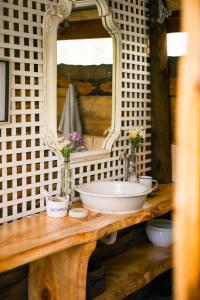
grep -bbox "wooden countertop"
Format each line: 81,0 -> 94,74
0,184 -> 174,273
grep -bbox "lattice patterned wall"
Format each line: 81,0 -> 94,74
0,0 -> 151,224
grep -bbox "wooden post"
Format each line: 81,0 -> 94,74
149,0 -> 172,183
174,0 -> 200,299
29,241 -> 96,300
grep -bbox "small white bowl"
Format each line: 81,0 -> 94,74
146,219 -> 173,247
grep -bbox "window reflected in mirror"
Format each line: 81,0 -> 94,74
57,6 -> 113,151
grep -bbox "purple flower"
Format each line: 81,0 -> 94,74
69,132 -> 84,146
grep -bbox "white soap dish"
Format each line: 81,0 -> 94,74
68,208 -> 88,218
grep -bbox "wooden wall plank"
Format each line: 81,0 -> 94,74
167,0 -> 181,12
174,0 -> 200,299
149,0 -> 172,183
167,12 -> 181,33
57,19 -> 110,40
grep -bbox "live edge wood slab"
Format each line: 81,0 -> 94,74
0,184 -> 173,300
94,243 -> 171,300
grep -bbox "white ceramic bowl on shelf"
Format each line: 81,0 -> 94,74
146,219 -> 173,247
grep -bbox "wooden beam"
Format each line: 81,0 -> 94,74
68,8 -> 99,22
167,0 -> 181,12
149,0 -> 172,183
167,11 -> 181,33
57,19 -> 110,40
174,0 -> 200,299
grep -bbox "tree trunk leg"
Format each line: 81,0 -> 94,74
28,241 -> 97,300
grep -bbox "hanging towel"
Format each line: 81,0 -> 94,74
58,83 -> 82,138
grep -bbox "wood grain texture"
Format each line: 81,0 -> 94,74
29,241 -> 96,300
79,95 -> 112,136
67,8 -> 99,22
57,65 -> 112,82
174,0 -> 200,299
94,243 -> 172,300
169,78 -> 177,97
169,58 -> 178,145
149,0 -> 172,183
0,265 -> 28,300
0,184 -> 173,273
57,71 -> 112,137
57,19 -> 110,40
167,11 -> 180,33
167,0 -> 181,12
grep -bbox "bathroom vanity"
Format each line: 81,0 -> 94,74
0,184 -> 173,300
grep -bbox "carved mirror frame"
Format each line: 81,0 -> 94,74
43,0 -> 122,163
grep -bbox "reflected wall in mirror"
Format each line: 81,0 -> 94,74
0,59 -> 10,123
57,5 -> 113,151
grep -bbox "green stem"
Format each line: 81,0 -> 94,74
61,158 -> 72,198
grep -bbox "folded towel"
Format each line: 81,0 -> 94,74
58,83 -> 82,138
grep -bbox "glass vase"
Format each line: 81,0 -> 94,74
60,158 -> 73,206
128,146 -> 138,182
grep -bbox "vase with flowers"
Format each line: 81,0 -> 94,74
46,131 -> 85,206
127,127 -> 145,182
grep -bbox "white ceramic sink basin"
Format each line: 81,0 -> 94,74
75,181 -> 151,213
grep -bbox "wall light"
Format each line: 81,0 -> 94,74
167,32 -> 189,57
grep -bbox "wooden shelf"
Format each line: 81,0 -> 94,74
0,184 -> 173,273
0,184 -> 173,300
94,243 -> 172,300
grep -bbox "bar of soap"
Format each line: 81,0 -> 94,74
68,208 -> 88,218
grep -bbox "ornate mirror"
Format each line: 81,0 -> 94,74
43,0 -> 121,162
